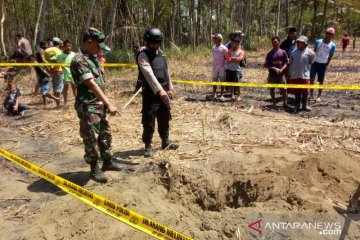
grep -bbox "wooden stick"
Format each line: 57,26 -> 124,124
123,87 -> 142,110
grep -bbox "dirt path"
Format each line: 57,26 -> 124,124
1,48 -> 360,240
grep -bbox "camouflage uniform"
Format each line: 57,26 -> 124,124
70,49 -> 112,164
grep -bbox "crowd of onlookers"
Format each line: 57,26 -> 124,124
211,27 -> 355,113
2,33 -> 106,115
1,28 -> 357,116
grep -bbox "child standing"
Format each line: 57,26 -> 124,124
3,76 -> 27,115
225,36 -> 245,101
50,40 -> 76,106
211,33 -> 227,100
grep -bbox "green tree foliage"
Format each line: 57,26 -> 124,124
0,0 -> 359,57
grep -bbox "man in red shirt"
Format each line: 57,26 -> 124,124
340,33 -> 350,52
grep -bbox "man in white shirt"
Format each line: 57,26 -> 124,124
310,27 -> 336,102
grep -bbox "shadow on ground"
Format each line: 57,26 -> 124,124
27,171 -> 90,196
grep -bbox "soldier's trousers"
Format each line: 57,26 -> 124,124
76,104 -> 113,164
141,90 -> 171,145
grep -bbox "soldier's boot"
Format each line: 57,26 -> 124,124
301,93 -> 311,112
162,139 -> 179,150
102,159 -> 123,172
144,144 -> 153,158
90,163 -> 108,183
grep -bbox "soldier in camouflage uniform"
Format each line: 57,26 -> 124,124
70,28 -> 123,183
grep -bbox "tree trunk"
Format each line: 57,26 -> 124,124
39,0 -> 47,42
85,0 -> 96,30
275,0 -> 281,36
319,0 -> 329,36
310,0 -> 319,40
285,0 -> 290,28
259,0 -> 265,36
243,0 -> 251,49
33,0 -> 44,49
196,0 -> 202,46
108,0 -> 118,49
1,0 -> 7,58
216,0 -> 220,33
209,0 -> 212,44
297,0 -> 306,34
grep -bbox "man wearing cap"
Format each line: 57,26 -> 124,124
289,35 -> 315,113
310,27 -> 336,102
70,27 -> 122,183
44,37 -> 63,106
211,33 -> 227,100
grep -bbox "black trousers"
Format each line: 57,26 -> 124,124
294,93 -> 309,109
141,90 -> 171,145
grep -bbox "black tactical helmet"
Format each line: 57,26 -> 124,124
143,28 -> 164,43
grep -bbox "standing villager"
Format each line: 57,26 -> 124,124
44,37 -> 63,106
340,33 -> 350,52
280,27 -> 297,55
264,36 -> 289,107
211,33 -> 227,101
33,41 -> 49,95
310,27 -> 336,102
51,39 -> 77,105
34,54 -> 60,109
280,27 -> 297,85
225,35 -> 245,101
70,27 -> 123,183
137,28 -> 179,158
289,36 -> 315,113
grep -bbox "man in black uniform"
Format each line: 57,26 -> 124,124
137,28 -> 179,158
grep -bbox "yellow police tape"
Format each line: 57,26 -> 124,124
0,62 -> 137,68
172,79 -> 360,90
0,148 -> 193,240
2,62 -> 360,90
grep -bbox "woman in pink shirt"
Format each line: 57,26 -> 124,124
225,36 -> 244,101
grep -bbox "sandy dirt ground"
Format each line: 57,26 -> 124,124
0,46 -> 360,240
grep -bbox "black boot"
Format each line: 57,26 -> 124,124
162,139 -> 179,150
144,144 -> 153,158
293,94 -> 301,113
102,159 -> 123,172
301,93 -> 311,112
90,163 -> 108,183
